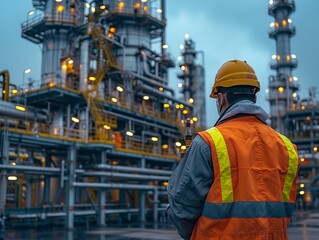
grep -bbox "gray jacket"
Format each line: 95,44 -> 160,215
167,100 -> 269,239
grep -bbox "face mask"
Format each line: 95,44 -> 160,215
216,98 -> 222,116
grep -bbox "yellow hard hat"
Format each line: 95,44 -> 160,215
210,59 -> 260,98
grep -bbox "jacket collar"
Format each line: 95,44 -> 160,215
214,100 -> 269,126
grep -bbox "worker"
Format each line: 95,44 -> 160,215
167,60 -> 300,240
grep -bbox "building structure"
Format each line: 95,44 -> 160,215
0,0 -> 206,228
268,0 -> 319,209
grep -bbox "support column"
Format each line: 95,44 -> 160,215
153,188 -> 158,223
66,145 -> 77,229
0,128 -> 9,225
43,153 -> 51,204
139,191 -> 146,222
98,150 -> 107,226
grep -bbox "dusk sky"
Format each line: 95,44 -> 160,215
1,0 -> 318,126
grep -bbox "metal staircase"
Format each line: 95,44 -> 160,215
83,22 -> 122,140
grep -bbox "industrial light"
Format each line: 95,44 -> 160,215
300,183 -> 305,188
175,142 -> 182,147
178,83 -> 183,88
175,105 -> 180,109
57,5 -> 64,12
67,59 -> 74,65
99,5 -> 106,10
282,19 -> 287,27
180,44 -> 184,50
109,27 -> 116,33
162,44 -> 168,49
71,117 -> 80,123
269,0 -> 273,4
91,6 -> 96,13
288,19 -> 292,24
271,54 -> 276,59
162,181 -> 169,187
103,125 -> 111,130
49,82 -> 55,87
278,87 -> 284,93
11,89 -> 18,94
185,33 -> 190,39
182,109 -> 188,115
62,64 -> 67,70
269,22 -> 275,28
55,0 -> 62,2
265,89 -> 269,94
192,117 -> 198,122
24,68 -> 31,74
179,104 -> 184,109
116,86 -> 124,92
143,95 -> 150,100
157,8 -> 162,13
85,3 -> 90,8
162,144 -> 168,149
299,190 -> 305,195
301,105 -> 305,110
135,3 -> 141,9
159,87 -> 164,92
292,93 -> 297,98
181,65 -> 186,71
15,105 -> 26,112
11,162 -> 16,166
8,176 -> 18,181
141,0 -> 148,2
89,76 -> 96,81
143,6 -> 148,11
181,145 -> 186,150
291,54 -> 296,59
111,97 -> 118,103
151,137 -> 158,142
163,103 -> 170,108
286,55 -> 291,61
293,76 -> 298,81
300,157 -> 305,162
188,98 -> 194,104
28,10 -> 35,16
126,131 -> 134,137
119,1 -> 125,8
177,56 -> 182,61
314,146 -> 318,152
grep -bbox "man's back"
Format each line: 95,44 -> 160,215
193,115 -> 299,239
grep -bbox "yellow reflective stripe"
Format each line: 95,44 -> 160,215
206,127 -> 234,202
278,133 -> 299,202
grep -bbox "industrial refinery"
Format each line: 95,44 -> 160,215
0,0 -> 206,228
0,0 -> 319,232
267,0 -> 319,209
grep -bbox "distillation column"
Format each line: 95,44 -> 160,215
178,36 -> 206,130
268,0 -> 299,133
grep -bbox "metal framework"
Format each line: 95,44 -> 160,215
0,0 -> 206,228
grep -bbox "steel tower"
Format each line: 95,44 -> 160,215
177,36 -> 206,130
268,0 -> 299,134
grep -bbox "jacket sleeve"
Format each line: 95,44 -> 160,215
167,135 -> 213,239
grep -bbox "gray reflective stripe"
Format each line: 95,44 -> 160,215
202,201 -> 294,219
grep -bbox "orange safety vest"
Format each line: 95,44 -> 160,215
191,116 -> 299,240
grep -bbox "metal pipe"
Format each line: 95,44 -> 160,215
72,182 -> 157,190
140,52 -> 168,84
87,164 -> 172,176
0,101 -> 47,122
79,171 -> 169,181
0,164 -> 60,174
136,84 -> 192,108
129,72 -> 175,96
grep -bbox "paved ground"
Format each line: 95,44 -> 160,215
3,211 -> 319,239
